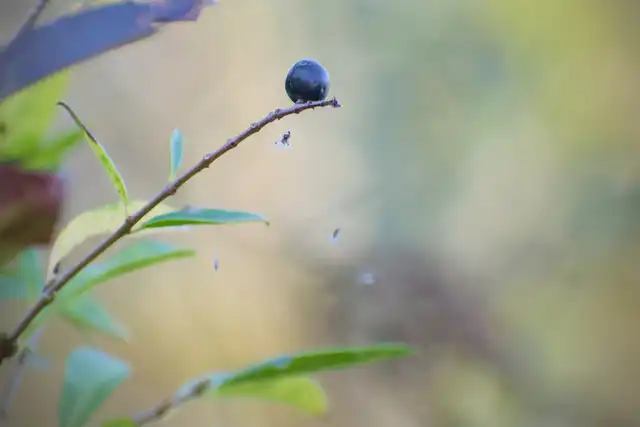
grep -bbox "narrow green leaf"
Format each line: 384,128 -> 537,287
101,418 -> 137,427
61,295 -> 130,342
47,200 -> 176,279
138,208 -> 268,231
0,72 -> 70,161
22,128 -> 84,171
221,344 -> 414,386
24,241 -> 194,342
61,241 -> 195,300
213,376 -> 327,415
58,102 -> 129,216
168,128 -> 183,182
59,347 -> 130,427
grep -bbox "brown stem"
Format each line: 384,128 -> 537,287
0,97 -> 341,365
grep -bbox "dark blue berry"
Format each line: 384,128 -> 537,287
285,59 -> 330,103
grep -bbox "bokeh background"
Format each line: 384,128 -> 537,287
3,0 -> 640,426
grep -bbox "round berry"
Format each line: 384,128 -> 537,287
285,59 -> 330,103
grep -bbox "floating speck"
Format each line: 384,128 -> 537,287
213,256 -> 219,271
331,227 -> 341,244
357,271 -> 377,286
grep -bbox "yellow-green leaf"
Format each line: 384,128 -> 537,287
58,101 -> 129,216
0,72 -> 70,161
21,128 -> 84,171
47,200 -> 176,279
213,376 -> 327,415
101,419 -> 137,427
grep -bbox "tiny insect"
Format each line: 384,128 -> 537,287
274,130 -> 291,147
213,256 -> 219,271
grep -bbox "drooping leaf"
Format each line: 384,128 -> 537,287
219,344 -> 414,386
59,347 -> 130,427
100,418 -> 137,427
24,241 -> 194,341
0,248 -> 44,300
61,295 -> 129,342
47,200 -> 176,278
168,128 -> 183,182
0,72 -> 70,161
138,208 -> 268,231
207,376 -> 327,415
22,128 -> 84,171
58,102 -> 129,216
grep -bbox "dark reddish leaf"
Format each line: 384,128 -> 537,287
0,163 -> 64,265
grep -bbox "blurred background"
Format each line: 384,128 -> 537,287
3,0 -> 640,426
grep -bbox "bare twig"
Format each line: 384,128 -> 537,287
8,0 -> 51,47
0,329 -> 43,419
133,378 -> 211,425
0,97 -> 341,365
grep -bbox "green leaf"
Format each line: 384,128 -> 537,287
101,418 -> 137,427
22,128 -> 84,171
61,295 -> 130,342
220,344 -> 414,386
175,345 -> 412,416
213,376 -> 327,415
61,240 -> 195,300
24,241 -> 194,342
47,200 -> 176,278
58,102 -> 129,216
0,72 -> 70,161
168,128 -> 183,182
59,347 -> 130,427
0,249 -> 44,300
138,208 -> 269,231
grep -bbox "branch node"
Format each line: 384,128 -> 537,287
0,334 -> 17,363
155,400 -> 172,417
192,379 -> 210,396
42,291 -> 55,304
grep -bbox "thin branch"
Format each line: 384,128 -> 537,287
0,329 -> 43,419
0,97 -> 341,365
8,0 -> 51,47
132,378 -> 211,425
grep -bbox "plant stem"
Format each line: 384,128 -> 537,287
0,329 -> 44,419
0,97 -> 341,365
133,378 -> 211,425
8,0 -> 51,47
